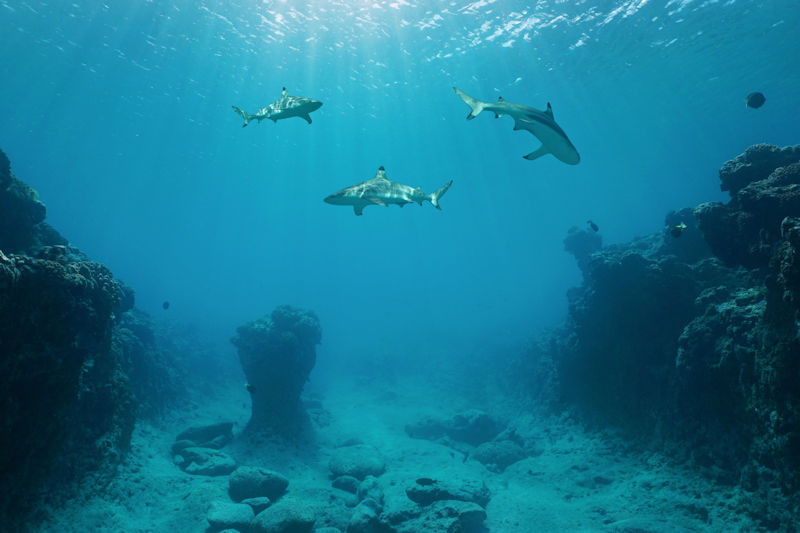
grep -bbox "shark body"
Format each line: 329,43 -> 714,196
324,167 -> 453,216
453,87 -> 580,165
232,87 -> 322,127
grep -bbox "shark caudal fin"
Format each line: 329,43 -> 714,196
429,180 -> 453,210
232,106 -> 252,127
453,88 -> 486,120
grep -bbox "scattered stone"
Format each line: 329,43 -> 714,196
405,410 -> 500,446
346,498 -> 382,533
332,475 -> 360,494
405,477 -> 490,507
229,466 -> 289,502
471,439 -> 526,472
206,501 -> 254,531
177,447 -> 236,476
241,496 -> 272,514
356,476 -> 383,506
251,498 -> 316,533
329,445 -> 385,480
176,421 -> 234,448
395,500 -> 486,533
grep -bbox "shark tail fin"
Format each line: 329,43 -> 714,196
453,87 -> 485,120
232,105 -> 252,127
429,180 -> 453,210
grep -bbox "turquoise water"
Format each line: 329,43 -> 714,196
1,0 -> 798,360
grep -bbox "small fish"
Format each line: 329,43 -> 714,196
162,301 -> 170,310
745,92 -> 766,109
246,383 -> 256,394
587,220 -> 599,232
670,222 -> 687,238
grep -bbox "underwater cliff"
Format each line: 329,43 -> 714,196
530,144 -> 800,529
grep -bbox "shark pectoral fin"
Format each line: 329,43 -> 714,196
301,113 -> 312,124
354,205 -> 364,216
524,145 -> 550,161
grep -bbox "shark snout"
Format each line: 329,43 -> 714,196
323,192 -> 344,205
309,100 -> 323,111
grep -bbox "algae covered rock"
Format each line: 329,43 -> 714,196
251,499 -> 316,533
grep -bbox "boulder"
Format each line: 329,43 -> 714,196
332,475 -> 360,494
395,500 -> 486,533
329,445 -> 385,480
346,498 -> 382,533
251,499 -> 315,533
175,422 -> 234,449
207,501 -> 254,531
178,447 -> 236,476
241,496 -> 272,514
405,410 -> 500,446
405,477 -> 490,507
229,466 -> 289,502
471,440 -> 526,472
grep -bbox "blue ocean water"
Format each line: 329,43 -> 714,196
1,0 -> 798,363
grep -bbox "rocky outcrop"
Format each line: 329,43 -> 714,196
0,251 -> 135,520
545,144 -> 800,528
231,305 -> 322,434
0,147 -> 187,526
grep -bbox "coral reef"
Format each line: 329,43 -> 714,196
0,147 -> 187,526
543,143 -> 800,529
231,305 -> 322,434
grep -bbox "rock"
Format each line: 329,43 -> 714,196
207,501 -> 254,531
241,496 -> 272,514
719,143 -> 800,196
176,422 -> 234,449
231,305 -> 321,434
229,466 -> 289,502
329,445 -> 385,480
172,439 -> 196,455
405,410 -> 500,446
332,475 -> 360,494
314,529 -> 343,533
346,498 -> 382,533
251,499 -> 316,533
405,477 -> 490,507
179,447 -> 237,476
563,225 -> 602,271
356,476 -> 383,506
471,439 -> 526,472
395,500 -> 486,533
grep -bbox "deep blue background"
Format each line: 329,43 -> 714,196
1,0 -> 798,364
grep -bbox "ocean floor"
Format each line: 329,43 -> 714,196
34,358 -> 766,533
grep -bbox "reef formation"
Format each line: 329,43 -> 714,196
0,148 -> 184,525
232,305 -> 322,435
533,144 -> 800,529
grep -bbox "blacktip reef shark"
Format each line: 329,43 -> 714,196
324,166 -> 453,216
232,87 -> 322,127
453,87 -> 580,165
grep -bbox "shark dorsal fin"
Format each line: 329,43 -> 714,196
282,87 -> 288,96
498,96 -> 506,102
545,102 -> 553,118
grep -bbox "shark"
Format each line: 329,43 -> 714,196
453,87 -> 580,165
232,87 -> 322,127
324,166 -> 453,216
